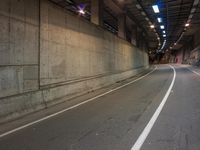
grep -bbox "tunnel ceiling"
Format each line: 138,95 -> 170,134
138,0 -> 200,51
50,0 -> 200,52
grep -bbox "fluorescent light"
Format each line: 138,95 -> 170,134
141,12 -> 146,16
150,25 -> 155,28
160,39 -> 167,50
163,34 -> 166,37
163,31 -> 166,33
157,17 -> 162,23
191,8 -> 196,13
193,0 -> 199,6
185,23 -> 190,27
136,4 -> 142,9
160,25 -> 165,29
78,9 -> 85,15
152,5 -> 160,13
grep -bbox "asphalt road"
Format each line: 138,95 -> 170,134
0,65 -> 200,150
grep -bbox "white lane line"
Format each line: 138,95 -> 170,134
131,65 -> 176,150
189,69 -> 200,77
184,65 -> 200,77
0,67 -> 157,138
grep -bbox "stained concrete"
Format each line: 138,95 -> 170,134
0,0 -> 149,123
0,0 -> 39,98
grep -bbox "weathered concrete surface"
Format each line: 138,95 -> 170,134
0,0 -> 149,123
173,28 -> 200,65
0,0 -> 39,98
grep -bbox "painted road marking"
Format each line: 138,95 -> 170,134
184,66 -> 200,77
190,70 -> 200,77
131,65 -> 176,150
0,67 -> 157,138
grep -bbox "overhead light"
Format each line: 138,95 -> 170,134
78,4 -> 86,15
160,25 -> 165,29
174,43 -> 177,45
193,0 -> 199,6
152,5 -> 160,13
78,9 -> 85,15
141,12 -> 146,16
157,17 -> 162,23
185,23 -> 190,27
136,4 -> 142,9
160,39 -> 167,50
163,34 -> 166,37
150,25 -> 155,28
163,31 -> 166,34
191,8 -> 196,13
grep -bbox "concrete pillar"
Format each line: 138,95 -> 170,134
91,0 -> 103,26
118,13 -> 126,39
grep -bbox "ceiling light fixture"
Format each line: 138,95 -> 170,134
193,0 -> 200,6
157,17 -> 162,23
150,25 -> 155,28
185,23 -> 190,27
141,12 -> 146,16
136,4 -> 142,9
160,39 -> 167,50
78,9 -> 85,14
160,25 -> 165,29
152,5 -> 160,13
78,4 -> 86,15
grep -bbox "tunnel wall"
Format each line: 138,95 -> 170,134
174,29 -> 200,65
0,0 -> 149,123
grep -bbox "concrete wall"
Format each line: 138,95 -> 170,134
192,29 -> 200,65
175,29 -> 200,65
0,0 -> 39,98
0,0 -> 149,123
